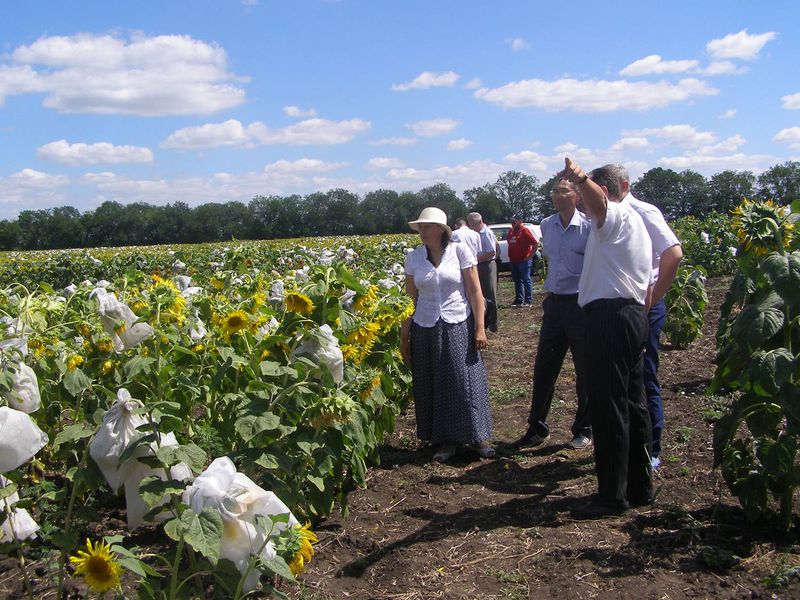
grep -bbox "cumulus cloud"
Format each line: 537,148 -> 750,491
365,157 -> 405,170
37,139 -> 154,166
706,29 -> 777,60
447,138 -> 473,151
407,118 -> 459,137
505,38 -> 530,52
503,150 -> 552,172
610,136 -> 650,151
782,92 -> 800,110
619,55 -> 698,76
658,152 -> 776,173
263,158 -> 346,173
474,77 -> 717,111
697,60 -> 748,76
391,71 -> 460,91
0,169 -> 71,217
719,109 -> 737,119
774,127 -> 800,150
3,33 -> 246,116
369,137 -> 418,146
624,124 -> 717,148
283,105 -> 317,118
161,117 -> 370,149
463,77 -> 482,90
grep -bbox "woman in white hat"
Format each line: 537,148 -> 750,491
400,207 -> 494,462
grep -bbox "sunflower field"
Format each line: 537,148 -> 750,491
0,235 -> 416,598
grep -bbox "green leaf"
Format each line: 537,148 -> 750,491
138,476 -> 186,508
260,556 -> 296,582
713,412 -> 739,467
758,436 -> 797,479
307,474 -> 325,491
164,508 -> 223,565
234,412 -> 281,442
123,356 -> 157,380
63,368 -> 92,396
745,349 -> 796,396
744,403 -> 783,437
0,481 -> 18,501
217,347 -> 247,369
780,383 -> 800,435
761,251 -> 800,308
155,443 -> 206,473
52,423 -> 95,451
259,361 -> 297,378
118,556 -> 161,578
730,293 -> 784,350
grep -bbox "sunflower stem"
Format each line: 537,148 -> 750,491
168,535 -> 185,600
56,447 -> 88,598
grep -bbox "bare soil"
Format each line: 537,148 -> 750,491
292,274 -> 800,600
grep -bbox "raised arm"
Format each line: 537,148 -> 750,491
559,157 -> 607,226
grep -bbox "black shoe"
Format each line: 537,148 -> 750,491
512,430 -> 549,449
570,498 -> 628,519
628,495 -> 652,508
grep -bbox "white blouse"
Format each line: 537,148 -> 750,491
405,242 -> 476,327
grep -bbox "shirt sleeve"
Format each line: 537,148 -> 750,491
404,248 -> 415,276
594,200 -> 623,243
640,204 -> 680,255
456,242 -> 477,269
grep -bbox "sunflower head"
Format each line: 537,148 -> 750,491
221,310 -> 251,337
285,290 -> 315,316
66,354 -> 85,372
731,198 -> 794,256
70,538 -> 122,593
353,285 -> 379,313
276,523 -> 318,576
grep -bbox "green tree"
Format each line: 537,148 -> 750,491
633,168 -> 710,220
757,161 -> 800,205
493,170 -> 541,221
463,185 -> 504,223
708,170 -> 756,213
360,189 -> 402,234
417,183 -> 466,224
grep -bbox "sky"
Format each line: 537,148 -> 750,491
0,0 -> 798,220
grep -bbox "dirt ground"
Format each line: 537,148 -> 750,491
292,274 -> 800,600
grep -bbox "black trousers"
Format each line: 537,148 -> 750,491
583,298 -> 652,506
527,293 -> 590,438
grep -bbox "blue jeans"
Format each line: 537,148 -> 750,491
510,259 -> 532,304
645,299 -> 667,458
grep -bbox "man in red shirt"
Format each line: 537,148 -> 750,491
507,215 -> 538,307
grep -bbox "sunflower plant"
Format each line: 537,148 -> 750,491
710,198 -> 800,530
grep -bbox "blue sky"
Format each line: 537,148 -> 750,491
0,0 -> 798,220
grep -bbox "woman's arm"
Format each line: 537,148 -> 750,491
400,274 -> 418,364
463,265 -> 487,350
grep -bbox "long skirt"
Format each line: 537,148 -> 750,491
410,315 -> 492,444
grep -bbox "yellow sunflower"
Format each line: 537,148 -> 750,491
70,539 -> 122,593
731,198 -> 795,256
221,310 -> 251,337
278,523 -> 318,576
285,290 -> 315,315
65,354 -> 85,371
353,285 -> 379,313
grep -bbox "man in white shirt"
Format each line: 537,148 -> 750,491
560,158 -> 653,519
467,212 -> 498,332
608,164 -> 683,470
450,217 -> 482,261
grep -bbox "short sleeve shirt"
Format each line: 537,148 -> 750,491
578,200 -> 652,307
405,242 -> 476,327
541,210 -> 590,295
477,225 -> 496,262
450,226 -> 482,260
623,193 -> 680,283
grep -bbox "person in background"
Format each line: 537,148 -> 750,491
513,178 -> 592,451
451,217 -> 482,261
467,212 -> 498,332
400,207 -> 495,463
560,159 -> 653,519
507,215 -> 538,307
609,164 -> 683,470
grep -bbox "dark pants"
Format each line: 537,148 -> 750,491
645,299 -> 667,458
510,259 -> 532,304
527,293 -> 590,438
477,260 -> 498,332
583,298 -> 652,507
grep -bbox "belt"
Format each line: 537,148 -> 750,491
550,293 -> 578,300
583,297 -> 642,312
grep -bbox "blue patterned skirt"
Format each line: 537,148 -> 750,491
409,314 -> 492,444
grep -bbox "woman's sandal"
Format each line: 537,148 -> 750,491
433,445 -> 456,463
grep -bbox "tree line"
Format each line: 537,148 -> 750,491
1,161 -> 798,251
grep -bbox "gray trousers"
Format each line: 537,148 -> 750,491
477,260 -> 498,332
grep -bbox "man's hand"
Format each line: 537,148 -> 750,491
558,157 -> 586,185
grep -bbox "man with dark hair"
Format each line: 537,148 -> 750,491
507,215 -> 538,307
560,158 -> 653,519
607,164 -> 682,470
513,178 -> 592,451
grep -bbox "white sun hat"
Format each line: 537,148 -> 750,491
408,207 -> 452,237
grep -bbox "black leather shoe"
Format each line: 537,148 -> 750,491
512,430 -> 549,449
628,495 -> 652,508
570,499 -> 628,519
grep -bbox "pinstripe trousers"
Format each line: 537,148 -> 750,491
583,298 -> 653,506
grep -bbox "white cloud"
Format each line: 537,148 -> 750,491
447,138 -> 473,151
774,127 -> 800,150
283,105 -> 317,118
5,33 -> 246,116
619,55 -> 698,76
625,124 -> 717,147
365,157 -> 405,170
697,60 -> 748,76
37,139 -> 154,166
407,118 -> 459,137
658,152 -> 776,173
503,150 -> 552,172
391,71 -> 460,91
696,134 -> 746,155
263,158 -> 346,173
5,168 -> 70,188
706,29 -> 777,60
463,77 -> 483,90
719,109 -> 737,119
782,92 -> 800,110
0,169 -> 71,217
369,137 -> 418,146
161,117 -> 370,149
505,38 -> 530,52
474,77 -> 717,111
610,136 -> 650,151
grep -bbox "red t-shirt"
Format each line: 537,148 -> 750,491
507,225 -> 538,262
